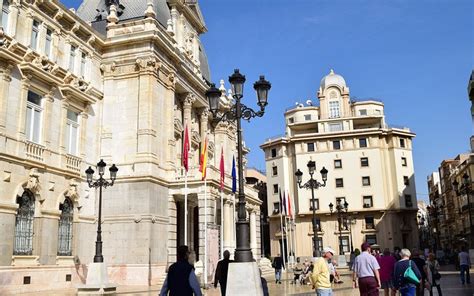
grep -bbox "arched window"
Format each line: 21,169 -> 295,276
13,191 -> 35,255
328,90 -> 340,118
58,197 -> 74,256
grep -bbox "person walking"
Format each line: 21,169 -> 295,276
411,250 -> 427,296
459,247 -> 471,285
377,248 -> 396,296
213,250 -> 232,295
310,246 -> 335,296
292,257 -> 304,284
160,245 -> 202,296
393,249 -> 422,296
426,253 -> 442,296
352,242 -> 381,296
272,253 -> 284,284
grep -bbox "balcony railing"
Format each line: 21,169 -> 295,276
65,154 -> 82,173
25,141 -> 45,162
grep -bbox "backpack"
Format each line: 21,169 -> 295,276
403,260 -> 420,284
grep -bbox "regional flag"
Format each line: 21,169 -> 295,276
219,148 -> 225,190
231,156 -> 236,193
287,191 -> 292,219
182,124 -> 190,172
198,137 -> 208,180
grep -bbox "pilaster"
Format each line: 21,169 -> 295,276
7,1 -> 19,37
41,88 -> 55,147
79,110 -> 88,158
59,100 -> 69,153
0,62 -> 13,131
17,76 -> 31,139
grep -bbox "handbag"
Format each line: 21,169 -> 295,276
403,260 -> 420,284
429,262 -> 441,280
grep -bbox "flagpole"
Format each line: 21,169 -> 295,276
220,189 -> 224,259
279,199 -> 286,271
184,170 -> 188,245
204,177 -> 208,287
284,215 -> 290,271
293,214 -> 297,259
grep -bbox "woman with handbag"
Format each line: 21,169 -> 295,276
393,249 -> 422,296
426,253 -> 442,296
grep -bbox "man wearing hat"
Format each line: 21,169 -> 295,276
352,242 -> 381,296
310,246 -> 335,296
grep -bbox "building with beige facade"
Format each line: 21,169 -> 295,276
260,70 -> 419,259
0,0 -> 262,294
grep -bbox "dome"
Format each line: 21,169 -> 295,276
77,0 -> 171,33
320,69 -> 346,90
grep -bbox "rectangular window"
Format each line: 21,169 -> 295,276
25,91 -> 43,143
271,148 -> 277,158
400,138 -> 406,148
362,176 -> 371,186
309,198 -> 319,211
69,45 -> 76,72
363,196 -> 373,208
304,114 -> 312,121
80,52 -> 86,77
273,184 -> 278,194
365,216 -> 375,229
366,235 -> 377,245
361,157 -> 369,167
405,195 -> 412,207
328,122 -> 343,132
329,101 -> 340,118
2,0 -> 9,34
359,109 -> 367,116
359,138 -> 368,148
307,142 -> 315,152
65,110 -> 79,155
339,236 -> 350,253
404,176 -> 410,186
273,202 -> 280,214
402,157 -> 407,166
335,178 -> 344,188
288,117 -> 294,124
333,140 -> 341,150
45,28 -> 52,58
272,166 -> 278,176
317,238 -> 323,252
314,218 -> 321,232
31,20 -> 40,50
334,159 -> 342,169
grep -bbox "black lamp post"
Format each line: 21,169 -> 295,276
427,203 -> 442,251
453,173 -> 474,248
85,159 -> 118,263
329,199 -> 348,255
294,161 -> 328,257
346,215 -> 355,252
206,69 -> 271,262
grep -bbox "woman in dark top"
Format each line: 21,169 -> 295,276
393,249 -> 422,296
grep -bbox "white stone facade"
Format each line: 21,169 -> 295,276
0,0 -> 261,294
260,70 -> 419,259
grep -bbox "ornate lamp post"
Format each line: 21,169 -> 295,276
85,159 -> 118,263
427,203 -> 442,250
329,199 -> 348,255
294,161 -> 328,257
453,173 -> 474,248
206,69 -> 271,262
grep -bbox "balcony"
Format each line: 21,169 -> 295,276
65,154 -> 82,173
25,141 -> 45,162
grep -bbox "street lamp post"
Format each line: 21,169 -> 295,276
206,69 -> 271,262
85,159 -> 118,263
346,215 -> 355,252
294,161 -> 328,257
453,173 -> 474,248
329,199 -> 348,255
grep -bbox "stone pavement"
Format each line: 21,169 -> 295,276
12,269 -> 474,295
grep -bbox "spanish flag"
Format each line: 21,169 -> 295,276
199,137 -> 208,180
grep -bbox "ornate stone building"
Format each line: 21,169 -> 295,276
0,0 -> 261,294
260,70 -> 419,259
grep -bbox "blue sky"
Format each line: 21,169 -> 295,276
64,0 -> 473,200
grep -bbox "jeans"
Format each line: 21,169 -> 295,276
429,283 -> 442,296
400,286 -> 416,296
316,288 -> 333,296
275,269 -> 282,282
460,264 -> 471,284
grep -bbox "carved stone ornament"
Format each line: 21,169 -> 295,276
24,169 -> 41,199
65,180 -> 80,203
135,57 -> 161,72
183,93 -> 196,107
174,118 -> 183,137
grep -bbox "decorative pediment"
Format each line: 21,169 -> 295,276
191,130 -> 200,147
174,118 -> 183,138
208,140 -> 215,158
60,74 -> 101,105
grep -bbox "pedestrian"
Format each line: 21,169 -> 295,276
459,247 -> 471,285
377,248 -> 396,296
213,250 -> 232,295
393,248 -> 422,296
310,246 -> 335,296
411,250 -> 427,296
329,259 -> 343,284
352,242 -> 381,296
292,257 -> 304,284
160,245 -> 202,296
426,253 -> 442,296
394,247 -> 402,261
272,253 -> 284,284
259,268 -> 269,296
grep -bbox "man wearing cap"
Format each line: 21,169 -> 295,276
352,242 -> 381,296
310,246 -> 335,296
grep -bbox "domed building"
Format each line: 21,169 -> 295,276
261,70 -> 419,260
0,0 -> 261,293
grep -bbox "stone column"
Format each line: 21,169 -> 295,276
51,30 -> 61,64
199,109 -> 209,143
0,62 -> 13,131
250,207 -> 258,259
58,100 -> 69,152
79,110 -> 88,158
41,88 -> 55,147
7,1 -> 19,37
182,93 -> 195,128
17,76 -> 31,138
223,198 -> 233,251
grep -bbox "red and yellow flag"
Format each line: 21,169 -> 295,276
219,147 -> 225,190
199,137 -> 208,180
